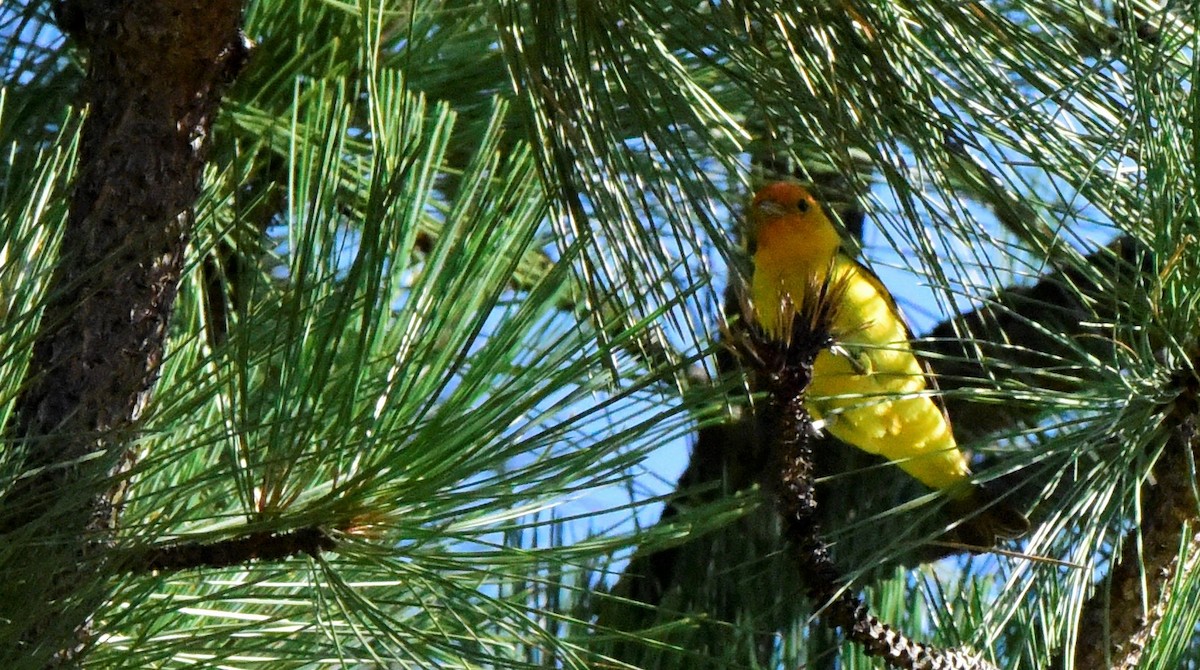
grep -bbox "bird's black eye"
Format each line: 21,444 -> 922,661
796,199 -> 810,213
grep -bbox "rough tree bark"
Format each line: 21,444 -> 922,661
0,2 -> 247,665
1067,363 -> 1200,670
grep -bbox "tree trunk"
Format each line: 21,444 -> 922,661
0,2 -> 247,665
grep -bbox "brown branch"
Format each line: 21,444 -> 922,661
596,303 -> 793,655
927,235 -> 1150,442
1110,532 -> 1200,670
200,152 -> 285,350
751,292 -> 998,670
128,527 -> 337,573
778,404 -> 997,670
1068,367 -> 1200,670
0,2 -> 248,665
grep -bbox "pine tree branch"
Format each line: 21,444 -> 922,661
926,236 -> 1150,442
0,2 -> 248,664
1068,366 -> 1200,670
753,293 -> 998,670
127,527 -> 337,573
606,233 -> 1150,651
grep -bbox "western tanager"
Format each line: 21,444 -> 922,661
748,181 -> 1026,543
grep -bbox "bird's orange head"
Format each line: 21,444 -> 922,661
748,181 -> 841,268
751,181 -> 818,216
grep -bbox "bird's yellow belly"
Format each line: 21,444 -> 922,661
755,257 -> 970,491
808,349 -> 965,490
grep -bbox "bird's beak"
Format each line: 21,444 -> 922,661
753,200 -> 788,220
748,200 -> 787,241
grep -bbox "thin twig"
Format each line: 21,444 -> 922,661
130,527 -> 337,573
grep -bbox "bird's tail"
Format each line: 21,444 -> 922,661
947,484 -> 1030,549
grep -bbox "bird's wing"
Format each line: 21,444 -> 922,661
841,253 -> 952,420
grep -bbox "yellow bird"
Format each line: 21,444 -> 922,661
747,181 -> 1026,543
